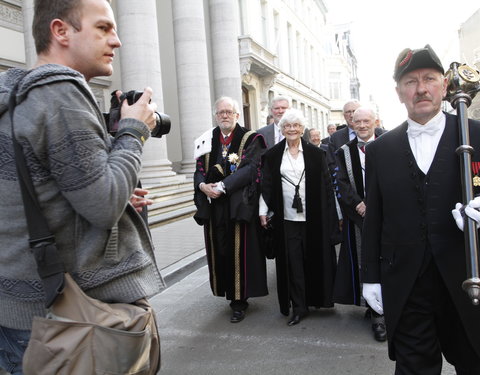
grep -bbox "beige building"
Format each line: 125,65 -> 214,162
0,0 -> 359,222
458,8 -> 480,120
325,23 -> 360,126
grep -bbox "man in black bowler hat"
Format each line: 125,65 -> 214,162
361,44 -> 480,374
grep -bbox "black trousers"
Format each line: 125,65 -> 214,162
393,259 -> 480,375
284,220 -> 308,316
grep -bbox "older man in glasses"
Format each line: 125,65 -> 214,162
193,96 -> 268,323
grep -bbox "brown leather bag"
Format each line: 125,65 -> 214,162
23,273 -> 160,375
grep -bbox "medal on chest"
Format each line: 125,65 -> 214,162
472,162 -> 480,186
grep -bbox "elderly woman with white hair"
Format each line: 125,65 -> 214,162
259,108 -> 340,325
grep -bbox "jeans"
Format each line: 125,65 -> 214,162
0,326 -> 30,375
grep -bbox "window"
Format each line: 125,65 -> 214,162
329,72 -> 342,100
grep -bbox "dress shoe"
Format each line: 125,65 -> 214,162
287,312 -> 309,326
230,310 -> 245,323
371,315 -> 387,342
287,315 -> 302,326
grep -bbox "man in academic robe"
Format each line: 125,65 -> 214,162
193,96 -> 268,323
333,106 -> 386,342
362,45 -> 480,374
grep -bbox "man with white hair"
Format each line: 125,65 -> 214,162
257,96 -> 291,149
333,106 -> 386,342
194,96 -> 268,323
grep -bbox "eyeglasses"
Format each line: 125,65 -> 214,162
283,123 -> 301,129
215,110 -> 237,117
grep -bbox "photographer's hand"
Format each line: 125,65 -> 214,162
119,87 -> 158,131
130,188 -> 153,213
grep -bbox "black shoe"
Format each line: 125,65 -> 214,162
230,310 -> 245,323
371,315 -> 387,342
287,314 -> 302,326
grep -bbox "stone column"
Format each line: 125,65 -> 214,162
172,0 -> 212,174
116,0 -> 180,185
209,0 -> 243,108
21,0 -> 36,67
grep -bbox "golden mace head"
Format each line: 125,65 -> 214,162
445,62 -> 480,103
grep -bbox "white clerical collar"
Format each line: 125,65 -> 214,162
407,111 -> 445,138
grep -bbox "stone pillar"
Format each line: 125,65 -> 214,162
116,0 -> 180,185
22,0 -> 36,67
209,0 -> 243,108
172,0 -> 212,174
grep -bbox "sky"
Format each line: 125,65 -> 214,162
324,0 -> 480,128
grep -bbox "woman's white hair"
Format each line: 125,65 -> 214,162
279,108 -> 306,130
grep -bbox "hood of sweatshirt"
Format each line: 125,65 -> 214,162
0,64 -> 87,119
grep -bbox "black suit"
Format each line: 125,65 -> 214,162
362,113 -> 480,372
328,126 -> 351,154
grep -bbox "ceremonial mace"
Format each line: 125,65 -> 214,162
445,62 -> 480,305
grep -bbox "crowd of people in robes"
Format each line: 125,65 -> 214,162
194,44 -> 480,373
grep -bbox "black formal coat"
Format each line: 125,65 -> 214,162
328,126 -> 350,153
333,138 -> 365,305
261,138 -> 340,315
194,124 -> 268,301
361,113 -> 480,359
257,123 -> 275,149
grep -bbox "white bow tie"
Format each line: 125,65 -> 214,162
407,124 -> 442,138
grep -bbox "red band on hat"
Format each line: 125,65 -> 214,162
399,50 -> 413,67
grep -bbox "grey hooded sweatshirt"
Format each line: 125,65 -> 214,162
0,64 -> 164,330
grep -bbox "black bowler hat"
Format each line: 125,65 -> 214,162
393,44 -> 444,82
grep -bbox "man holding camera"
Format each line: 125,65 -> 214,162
0,0 -> 164,372
194,96 -> 268,323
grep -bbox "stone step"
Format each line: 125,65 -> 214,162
149,195 -> 193,215
144,178 -> 196,227
148,205 -> 197,228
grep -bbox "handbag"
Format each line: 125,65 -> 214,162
261,215 -> 276,259
9,80 -> 160,375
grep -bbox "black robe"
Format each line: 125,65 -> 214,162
261,138 -> 340,315
333,138 -> 365,305
194,124 -> 268,301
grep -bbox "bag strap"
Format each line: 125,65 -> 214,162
9,78 -> 65,308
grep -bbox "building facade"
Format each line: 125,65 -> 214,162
458,8 -> 480,120
0,0 -> 358,184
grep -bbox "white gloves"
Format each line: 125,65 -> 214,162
452,196 -> 480,231
363,283 -> 384,315
213,181 -> 226,194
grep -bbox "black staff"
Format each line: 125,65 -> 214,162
445,62 -> 480,305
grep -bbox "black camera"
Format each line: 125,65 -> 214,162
105,90 -> 171,138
